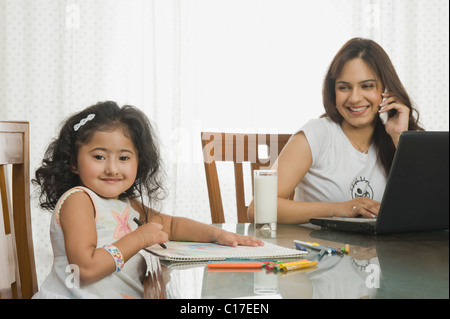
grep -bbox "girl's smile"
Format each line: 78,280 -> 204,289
101,178 -> 122,183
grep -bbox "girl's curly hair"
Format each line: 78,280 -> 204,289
33,101 -> 166,222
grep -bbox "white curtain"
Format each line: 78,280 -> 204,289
1,0 -> 448,287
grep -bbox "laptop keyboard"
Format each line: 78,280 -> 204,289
328,217 -> 377,222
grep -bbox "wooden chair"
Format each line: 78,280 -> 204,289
0,121 -> 38,299
201,132 -> 291,223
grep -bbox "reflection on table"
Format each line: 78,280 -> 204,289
143,223 -> 449,299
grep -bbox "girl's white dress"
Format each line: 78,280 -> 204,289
33,186 -> 147,299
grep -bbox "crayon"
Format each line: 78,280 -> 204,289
280,261 -> 318,272
206,262 -> 264,269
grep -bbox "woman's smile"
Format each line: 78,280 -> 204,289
346,105 -> 370,115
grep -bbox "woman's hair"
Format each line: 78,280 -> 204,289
322,37 -> 424,175
33,101 -> 165,222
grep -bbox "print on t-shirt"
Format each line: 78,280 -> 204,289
350,176 -> 374,199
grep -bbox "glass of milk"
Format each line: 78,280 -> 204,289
253,169 -> 277,238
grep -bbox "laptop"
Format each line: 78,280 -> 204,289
310,131 -> 449,234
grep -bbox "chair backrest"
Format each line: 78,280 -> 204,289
0,121 -> 37,299
201,132 -> 291,223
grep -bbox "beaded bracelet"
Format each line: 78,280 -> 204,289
103,244 -> 125,272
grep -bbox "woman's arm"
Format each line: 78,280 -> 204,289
247,132 -> 379,224
248,132 -> 317,224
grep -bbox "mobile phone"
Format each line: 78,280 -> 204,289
379,89 -> 388,125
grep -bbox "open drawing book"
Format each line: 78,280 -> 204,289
145,241 -> 307,262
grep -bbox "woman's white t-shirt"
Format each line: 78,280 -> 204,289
294,117 -> 388,203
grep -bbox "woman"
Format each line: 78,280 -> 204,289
248,38 -> 424,224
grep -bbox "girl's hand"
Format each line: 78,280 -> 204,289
134,222 -> 169,248
337,198 -> 380,219
215,231 -> 264,248
379,92 -> 410,146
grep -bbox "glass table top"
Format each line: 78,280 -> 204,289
143,223 -> 449,299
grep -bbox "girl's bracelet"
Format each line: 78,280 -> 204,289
102,244 -> 125,272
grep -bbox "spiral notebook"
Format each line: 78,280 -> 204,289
145,241 -> 307,262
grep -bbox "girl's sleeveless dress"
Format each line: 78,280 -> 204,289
33,186 -> 147,299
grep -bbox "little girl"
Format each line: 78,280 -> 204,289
33,101 -> 263,298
